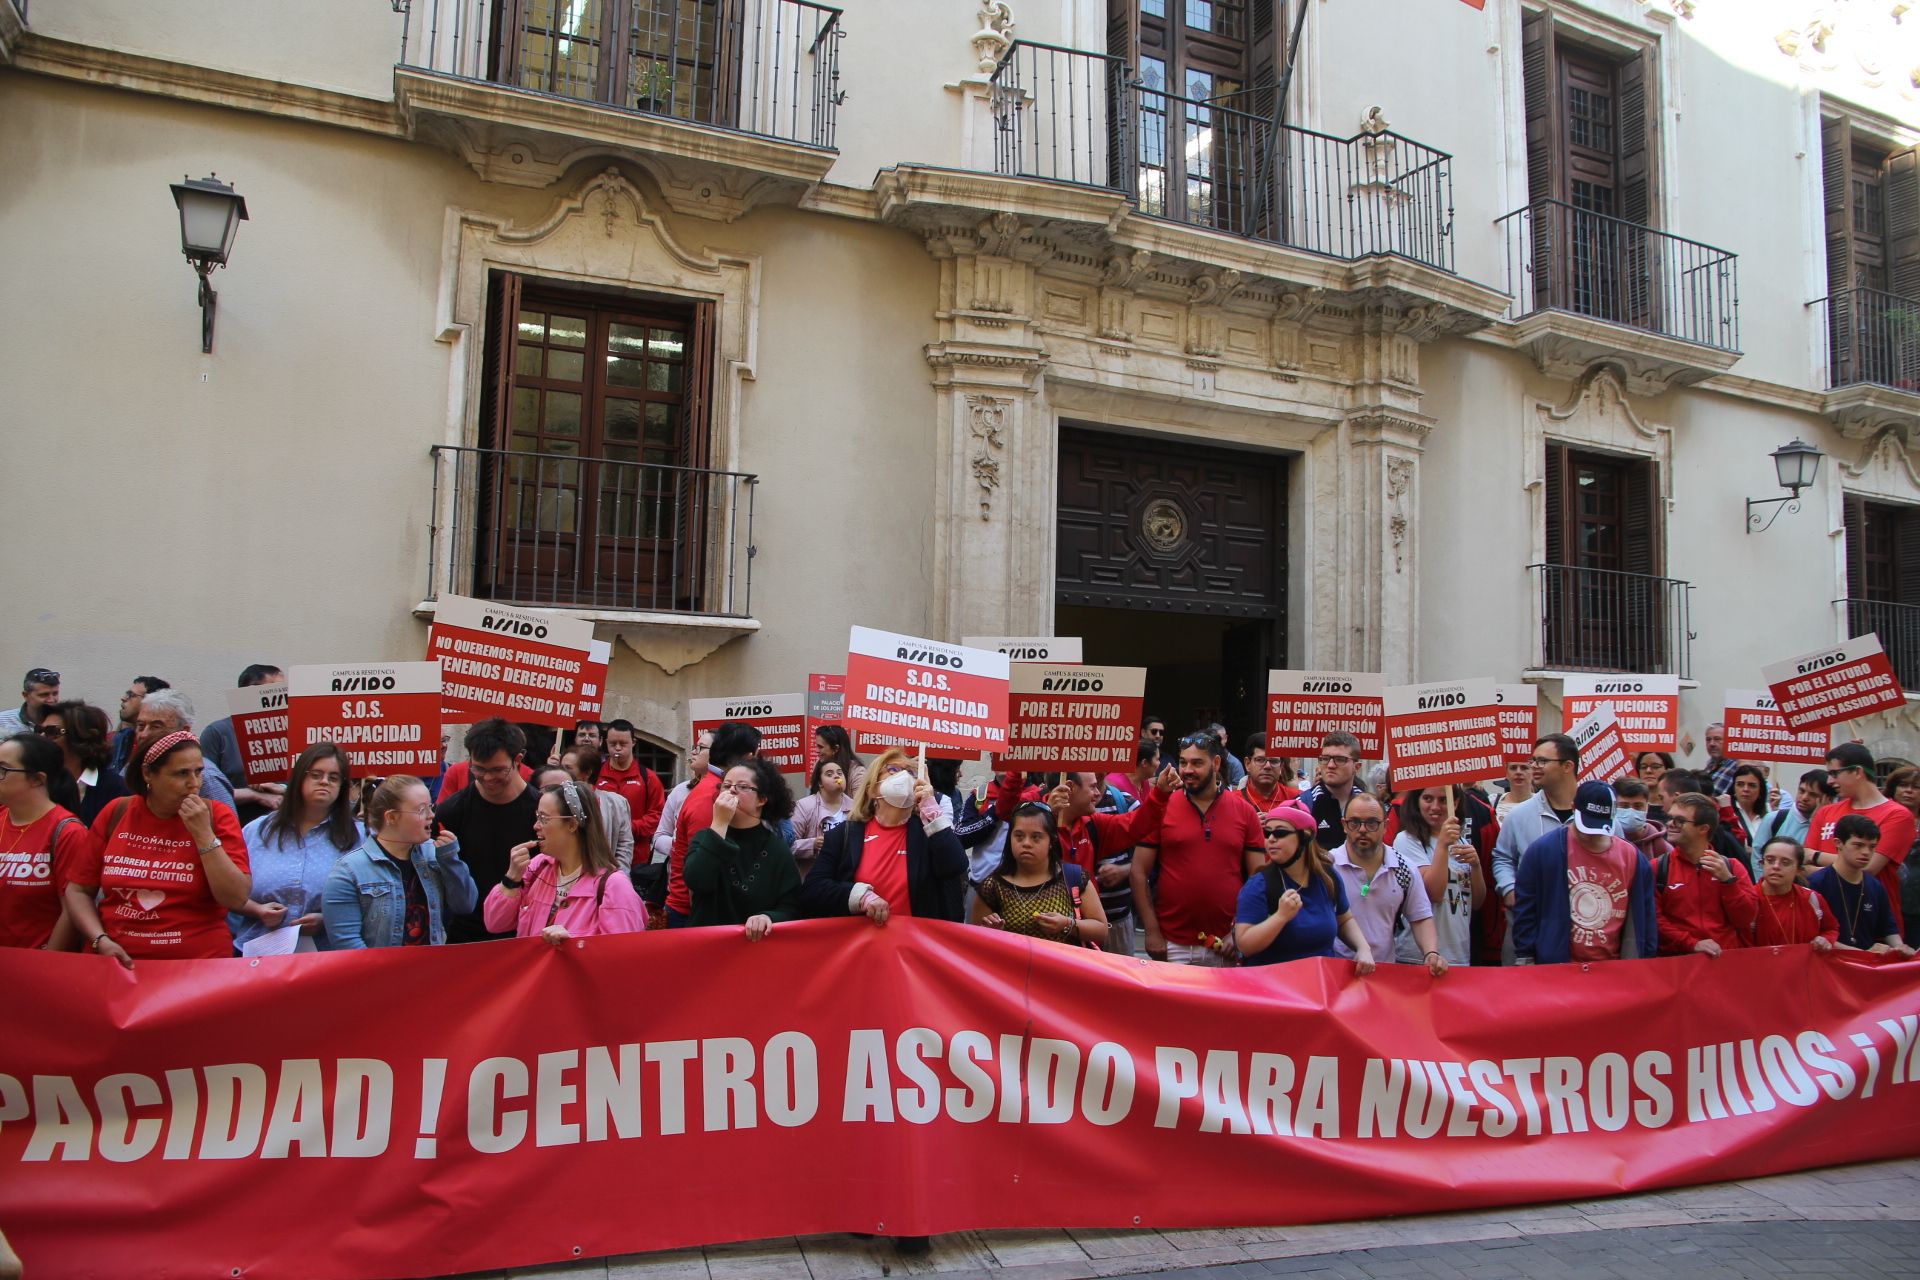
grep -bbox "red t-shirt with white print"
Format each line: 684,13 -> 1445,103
76,797 -> 248,959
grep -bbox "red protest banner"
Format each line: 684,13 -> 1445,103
1724,689 -> 1830,766
1493,683 -> 1539,762
1762,635 -> 1908,731
992,665 -> 1145,772
428,594 -> 594,729
960,636 -> 1083,663
1561,674 -> 1679,752
1265,670 -> 1384,758
286,661 -> 443,778
843,627 -> 1010,754
691,694 -> 807,774
226,682 -> 291,786
1382,679 -> 1504,788
577,640 -> 611,719
1570,705 -> 1630,783
5,930 -> 1919,1280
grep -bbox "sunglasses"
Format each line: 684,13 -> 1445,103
1262,826 -> 1301,840
25,669 -> 58,686
35,723 -> 64,738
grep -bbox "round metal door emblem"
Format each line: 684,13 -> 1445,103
1141,498 -> 1186,553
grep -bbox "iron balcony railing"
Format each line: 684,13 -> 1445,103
1498,197 -> 1739,351
1843,600 -> 1920,692
1530,564 -> 1694,679
428,444 -> 757,618
396,0 -> 844,150
989,41 -> 1455,272
1815,287 -> 1920,392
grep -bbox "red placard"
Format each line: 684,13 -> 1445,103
1493,683 -> 1539,763
1561,674 -> 1680,753
1723,689 -> 1830,765
5,930 -> 1920,1280
804,673 -> 844,774
1570,705 -> 1630,783
1382,679 -> 1505,788
286,662 -> 443,778
1265,670 -> 1384,759
843,627 -> 1010,754
577,640 -> 610,719
1761,636 -> 1908,731
428,595 -> 594,729
690,694 -> 807,775
992,665 -> 1146,772
226,682 -> 292,787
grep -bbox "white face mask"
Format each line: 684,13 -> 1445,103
879,770 -> 916,808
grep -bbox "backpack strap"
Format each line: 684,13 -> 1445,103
1655,851 -> 1670,887
100,797 -> 132,844
50,816 -> 82,850
594,869 -> 611,908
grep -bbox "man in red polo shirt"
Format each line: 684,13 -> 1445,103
1805,742 -> 1914,934
596,719 -> 666,847
1655,791 -> 1758,956
1131,733 -> 1264,965
664,721 -> 760,927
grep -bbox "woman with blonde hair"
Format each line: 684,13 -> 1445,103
800,746 -> 968,923
485,778 -> 645,943
323,776 -> 475,948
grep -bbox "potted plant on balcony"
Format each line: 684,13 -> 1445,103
632,59 -> 676,115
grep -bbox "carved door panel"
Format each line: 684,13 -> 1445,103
1056,425 -> 1285,619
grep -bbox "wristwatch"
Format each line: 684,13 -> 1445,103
501,875 -> 524,890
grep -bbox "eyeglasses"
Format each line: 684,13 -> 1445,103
1262,826 -> 1301,840
404,804 -> 435,818
1530,755 -> 1567,767
881,763 -> 911,776
0,763 -> 26,780
1318,755 -> 1354,766
532,811 -> 572,825
35,723 -> 64,739
25,669 -> 57,686
308,773 -> 343,787
470,763 -> 518,780
718,782 -> 759,795
1827,765 -> 1862,778
1343,817 -> 1384,831
1178,733 -> 1215,749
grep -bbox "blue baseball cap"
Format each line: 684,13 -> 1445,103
1573,780 -> 1615,835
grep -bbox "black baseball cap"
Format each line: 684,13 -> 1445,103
1573,780 -> 1615,835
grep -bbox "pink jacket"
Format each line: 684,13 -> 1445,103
482,855 -> 647,938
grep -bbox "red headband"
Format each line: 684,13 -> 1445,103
144,730 -> 197,767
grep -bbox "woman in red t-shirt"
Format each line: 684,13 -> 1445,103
0,732 -> 94,949
64,731 -> 250,967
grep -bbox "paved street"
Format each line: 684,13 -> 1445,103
474,1158 -> 1920,1280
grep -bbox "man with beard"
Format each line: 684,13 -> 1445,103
1131,734 -> 1263,965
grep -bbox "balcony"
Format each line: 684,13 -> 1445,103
1497,198 -> 1740,393
1814,288 -> 1920,441
394,0 -> 842,218
988,41 -> 1456,273
424,443 -> 760,666
1529,564 -> 1694,679
1843,599 -> 1920,693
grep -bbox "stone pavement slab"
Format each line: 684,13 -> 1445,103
485,1158 -> 1920,1280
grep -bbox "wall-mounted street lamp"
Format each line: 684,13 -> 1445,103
1745,438 -> 1824,534
170,174 -> 248,354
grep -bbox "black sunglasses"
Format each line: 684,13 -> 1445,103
25,669 -> 57,686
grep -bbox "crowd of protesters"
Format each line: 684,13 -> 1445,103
2,664 -> 1916,975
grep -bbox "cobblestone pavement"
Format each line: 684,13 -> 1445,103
476,1158 -> 1920,1280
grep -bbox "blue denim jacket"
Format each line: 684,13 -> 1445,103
322,834 -> 478,948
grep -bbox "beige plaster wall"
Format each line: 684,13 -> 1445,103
0,73 -> 938,754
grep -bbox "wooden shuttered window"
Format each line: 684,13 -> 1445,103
469,274 -> 719,610
1889,145 -> 1920,303
1544,444 -> 1659,575
1107,0 -> 1140,198
1844,494 -> 1920,691
1543,444 -> 1664,672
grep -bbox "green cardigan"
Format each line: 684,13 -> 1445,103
683,824 -> 803,927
